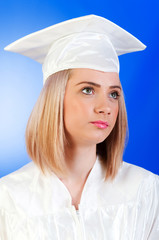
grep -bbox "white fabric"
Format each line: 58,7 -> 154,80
42,32 -> 119,82
4,14 -> 146,84
0,156 -> 159,240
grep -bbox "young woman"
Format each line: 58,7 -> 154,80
0,14 -> 158,239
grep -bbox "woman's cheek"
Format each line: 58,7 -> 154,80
71,98 -> 91,114
113,105 -> 119,123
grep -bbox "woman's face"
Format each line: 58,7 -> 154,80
63,68 -> 121,147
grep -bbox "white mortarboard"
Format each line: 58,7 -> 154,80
4,14 -> 146,84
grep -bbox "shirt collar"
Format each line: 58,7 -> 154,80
50,155 -> 105,209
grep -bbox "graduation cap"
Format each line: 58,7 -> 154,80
4,14 -> 146,84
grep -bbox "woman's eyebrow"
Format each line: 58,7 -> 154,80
75,81 -> 100,87
75,81 -> 121,90
109,85 -> 121,90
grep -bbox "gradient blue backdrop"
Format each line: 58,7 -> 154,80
0,0 -> 158,178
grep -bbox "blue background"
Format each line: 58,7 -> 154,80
0,0 -> 158,177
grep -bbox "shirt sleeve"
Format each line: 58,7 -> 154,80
0,181 -> 13,240
0,209 -> 8,240
0,184 -> 6,240
146,174 -> 159,239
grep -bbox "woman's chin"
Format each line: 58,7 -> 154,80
65,130 -> 109,147
83,133 -> 108,146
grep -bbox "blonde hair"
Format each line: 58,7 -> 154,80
97,87 -> 128,179
25,69 -> 128,180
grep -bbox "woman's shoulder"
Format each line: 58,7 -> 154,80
0,161 -> 38,186
116,161 -> 159,198
121,161 -> 159,183
100,160 -> 159,206
0,162 -> 41,209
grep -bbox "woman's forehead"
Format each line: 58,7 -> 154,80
68,68 -> 120,85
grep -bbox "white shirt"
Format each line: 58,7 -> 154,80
0,156 -> 159,240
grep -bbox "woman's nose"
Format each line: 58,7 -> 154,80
94,95 -> 111,115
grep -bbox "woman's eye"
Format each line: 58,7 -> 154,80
82,87 -> 94,95
110,91 -> 120,99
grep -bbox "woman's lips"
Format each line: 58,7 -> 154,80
90,121 -> 109,129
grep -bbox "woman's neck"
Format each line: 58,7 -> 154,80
59,144 -> 97,209
63,144 -> 97,182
